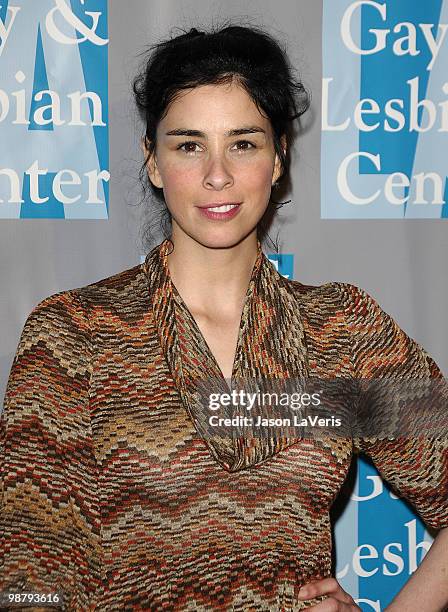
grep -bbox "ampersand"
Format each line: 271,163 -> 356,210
46,0 -> 108,46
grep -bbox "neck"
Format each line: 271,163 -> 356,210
166,230 -> 259,317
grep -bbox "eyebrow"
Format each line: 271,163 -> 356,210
165,126 -> 266,137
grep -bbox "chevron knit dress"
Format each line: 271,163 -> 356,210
1,238 -> 447,611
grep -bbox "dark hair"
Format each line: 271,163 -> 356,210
133,21 -> 311,252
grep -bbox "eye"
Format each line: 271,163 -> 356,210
176,139 -> 256,155
232,140 -> 256,152
177,141 -> 202,154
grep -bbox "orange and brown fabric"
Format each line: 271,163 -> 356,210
1,239 -> 447,610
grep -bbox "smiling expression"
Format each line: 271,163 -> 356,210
145,79 -> 285,249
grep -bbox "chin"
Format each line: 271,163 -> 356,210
190,229 -> 256,250
170,214 -> 261,250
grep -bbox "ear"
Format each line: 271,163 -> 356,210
272,134 -> 287,186
141,136 -> 164,188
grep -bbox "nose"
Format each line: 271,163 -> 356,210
202,152 -> 234,191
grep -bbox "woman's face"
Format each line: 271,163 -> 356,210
145,81 -> 285,250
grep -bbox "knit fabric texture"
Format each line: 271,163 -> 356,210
1,238 -> 447,611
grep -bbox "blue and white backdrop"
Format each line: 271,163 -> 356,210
322,0 -> 448,219
1,1 -> 447,610
0,0 -> 108,219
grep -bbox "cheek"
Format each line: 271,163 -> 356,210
158,162 -> 204,223
242,160 -> 275,193
159,164 -> 197,210
163,164 -> 194,191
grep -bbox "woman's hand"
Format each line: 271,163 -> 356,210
298,577 -> 361,610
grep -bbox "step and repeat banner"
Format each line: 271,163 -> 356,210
322,1 -> 447,607
322,0 -> 448,219
0,0 -> 109,219
1,1 -> 446,610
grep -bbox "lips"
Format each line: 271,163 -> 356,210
204,204 -> 240,213
198,202 -> 241,211
196,202 -> 242,220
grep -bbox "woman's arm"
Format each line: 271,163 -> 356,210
297,283 -> 448,610
0,290 -> 101,611
297,528 -> 448,610
348,283 -> 448,607
385,525 -> 448,611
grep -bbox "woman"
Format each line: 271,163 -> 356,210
1,23 -> 447,611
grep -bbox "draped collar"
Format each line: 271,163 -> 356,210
143,238 -> 310,472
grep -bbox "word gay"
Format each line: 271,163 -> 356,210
341,0 -> 447,71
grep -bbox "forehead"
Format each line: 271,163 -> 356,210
160,82 -> 270,127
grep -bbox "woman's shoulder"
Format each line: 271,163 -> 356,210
277,275 -> 372,313
25,262 -> 148,333
75,262 -> 146,301
276,276 -> 396,339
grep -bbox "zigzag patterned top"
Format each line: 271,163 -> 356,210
1,238 -> 447,611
